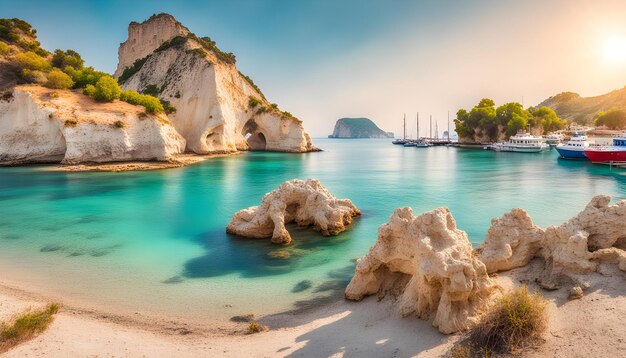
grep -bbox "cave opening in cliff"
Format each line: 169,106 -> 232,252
246,132 -> 267,151
243,119 -> 267,150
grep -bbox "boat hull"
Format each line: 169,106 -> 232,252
555,147 -> 588,159
583,149 -> 626,163
492,145 -> 548,153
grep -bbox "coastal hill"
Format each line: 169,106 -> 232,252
0,18 -> 185,165
328,117 -> 393,138
0,15 -> 316,167
116,13 -> 316,153
537,86 -> 626,125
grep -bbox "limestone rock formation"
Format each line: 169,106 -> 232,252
477,195 -> 626,284
478,208 -> 545,273
0,85 -> 185,164
226,179 -> 360,244
345,207 -> 499,334
328,118 -> 393,138
116,13 -> 317,154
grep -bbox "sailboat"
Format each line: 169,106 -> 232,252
414,112 -> 430,147
392,114 -> 407,145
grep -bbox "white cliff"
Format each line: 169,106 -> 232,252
0,85 -> 185,165
345,207 -> 500,334
226,179 -> 360,244
116,13 -> 316,154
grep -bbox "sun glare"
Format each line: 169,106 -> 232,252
603,37 -> 626,62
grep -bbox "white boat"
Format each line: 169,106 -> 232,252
491,131 -> 549,153
545,133 -> 564,147
555,133 -> 590,159
414,139 -> 431,148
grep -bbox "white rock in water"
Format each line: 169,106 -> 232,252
344,207 -> 499,334
226,179 -> 360,244
116,13 -> 317,154
0,86 -> 185,165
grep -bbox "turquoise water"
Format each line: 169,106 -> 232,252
1,139 -> 626,320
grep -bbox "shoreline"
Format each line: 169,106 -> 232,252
1,264 -> 624,356
40,152 -> 242,172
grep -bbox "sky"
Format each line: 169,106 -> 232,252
4,0 -> 626,137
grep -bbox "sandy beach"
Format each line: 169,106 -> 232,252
2,262 -> 624,357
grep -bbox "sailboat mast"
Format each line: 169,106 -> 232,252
429,115 -> 432,139
416,112 -> 419,139
448,111 -> 450,142
403,114 -> 406,140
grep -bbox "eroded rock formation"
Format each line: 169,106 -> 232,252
116,13 -> 316,154
346,195 -> 625,334
226,179 -> 360,244
345,207 -> 500,334
477,195 -> 626,285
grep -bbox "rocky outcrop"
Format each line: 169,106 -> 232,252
345,207 -> 499,334
116,13 -> 316,154
114,14 -> 190,79
477,195 -> 626,285
0,85 -> 185,164
346,196 -> 625,334
226,179 -> 360,244
328,118 -> 393,138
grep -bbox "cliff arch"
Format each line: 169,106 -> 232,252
242,119 -> 267,151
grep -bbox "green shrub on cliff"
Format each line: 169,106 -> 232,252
83,84 -> 96,97
118,56 -> 149,84
120,90 -> 164,114
92,76 -> 121,102
45,69 -> 74,89
13,51 -> 51,72
0,41 -> 8,56
248,96 -> 261,108
64,66 -> 108,89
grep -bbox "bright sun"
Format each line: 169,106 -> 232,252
603,37 -> 626,62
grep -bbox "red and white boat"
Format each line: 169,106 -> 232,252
583,137 -> 626,163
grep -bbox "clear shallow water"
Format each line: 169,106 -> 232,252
1,139 -> 626,320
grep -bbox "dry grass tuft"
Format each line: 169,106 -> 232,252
451,286 -> 548,357
246,321 -> 268,334
0,303 -> 60,353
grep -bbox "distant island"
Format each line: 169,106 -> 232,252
328,117 -> 393,138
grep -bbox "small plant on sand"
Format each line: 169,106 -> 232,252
0,303 -> 60,353
451,285 -> 548,357
64,119 -> 77,127
246,321 -> 268,334
113,120 -> 125,129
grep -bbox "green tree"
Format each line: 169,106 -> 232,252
13,51 -> 50,72
92,76 -> 121,102
45,69 -> 74,89
595,108 -> 626,129
532,106 -> 566,134
507,113 -> 528,136
51,49 -> 84,70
